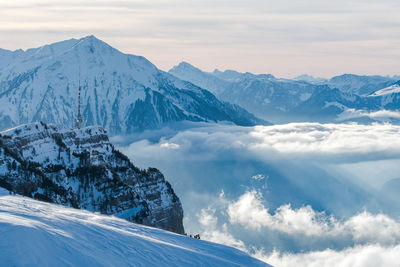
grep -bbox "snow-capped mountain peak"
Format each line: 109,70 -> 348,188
0,37 -> 265,133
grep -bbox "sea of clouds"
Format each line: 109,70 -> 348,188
116,122 -> 400,266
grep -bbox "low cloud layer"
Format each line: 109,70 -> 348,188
249,123 -> 400,161
197,190 -> 400,266
227,191 -> 400,245
118,122 -> 400,218
117,122 -> 400,266
337,109 -> 400,122
257,244 -> 400,267
121,122 -> 400,164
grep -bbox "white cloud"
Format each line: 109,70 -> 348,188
118,123 -> 400,241
337,109 -> 400,121
343,212 -> 400,245
197,207 -> 246,251
256,245 -> 400,267
121,123 -> 400,166
191,189 -> 400,267
249,123 -> 400,160
198,207 -> 218,229
114,123 -> 400,265
202,228 -> 247,252
160,142 -> 180,149
251,174 -> 266,180
227,190 -> 400,246
228,191 -> 333,236
195,190 -> 400,266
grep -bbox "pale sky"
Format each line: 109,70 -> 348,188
1,0 -> 400,78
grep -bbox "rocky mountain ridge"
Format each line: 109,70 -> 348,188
169,62 -> 320,122
169,62 -> 400,123
0,122 -> 184,234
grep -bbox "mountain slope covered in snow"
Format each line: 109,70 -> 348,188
327,74 -> 396,95
169,62 -> 400,124
0,122 -> 184,233
370,81 -> 400,96
169,62 -> 317,123
0,36 -> 266,133
292,83 -> 400,123
0,188 -> 269,267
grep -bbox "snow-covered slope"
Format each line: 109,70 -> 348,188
0,189 -> 269,267
0,122 -> 184,234
169,62 -> 316,123
169,62 -> 231,96
0,48 -> 20,70
370,81 -> 400,96
0,36 -> 265,133
291,82 -> 400,123
290,86 -> 366,121
327,74 -> 396,95
170,62 -> 400,123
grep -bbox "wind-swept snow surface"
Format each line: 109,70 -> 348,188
0,189 -> 269,267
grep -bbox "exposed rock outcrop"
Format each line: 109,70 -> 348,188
0,122 -> 184,234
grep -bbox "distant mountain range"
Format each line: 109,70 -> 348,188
1,36 -> 399,130
0,36 -> 266,134
169,62 -> 400,124
170,62 -> 317,122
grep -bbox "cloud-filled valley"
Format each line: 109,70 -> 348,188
258,244 -> 400,267
119,122 -> 400,163
117,122 -> 400,266
199,190 -> 400,267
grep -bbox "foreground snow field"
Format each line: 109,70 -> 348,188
0,188 -> 269,266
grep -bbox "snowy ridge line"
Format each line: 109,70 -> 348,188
169,62 -> 400,124
0,191 -> 269,266
369,83 -> 400,97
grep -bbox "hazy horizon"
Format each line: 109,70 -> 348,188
2,34 -> 400,80
1,0 -> 399,78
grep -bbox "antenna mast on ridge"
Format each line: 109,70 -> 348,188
75,73 -> 83,129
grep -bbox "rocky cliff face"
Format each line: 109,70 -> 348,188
0,122 -> 184,234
